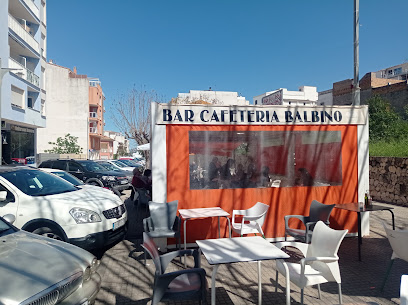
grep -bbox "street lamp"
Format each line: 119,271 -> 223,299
0,57 -> 23,164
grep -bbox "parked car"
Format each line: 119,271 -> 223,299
94,160 -> 133,181
38,159 -> 131,196
0,214 -> 101,304
97,159 -> 136,172
119,156 -> 146,167
0,166 -> 127,251
118,158 -> 143,168
40,167 -> 115,195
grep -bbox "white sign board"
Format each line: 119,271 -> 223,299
155,104 -> 368,126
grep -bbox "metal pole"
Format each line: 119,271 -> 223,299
353,0 -> 361,105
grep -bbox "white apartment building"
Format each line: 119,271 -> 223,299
37,63 -> 107,160
174,89 -> 249,106
375,63 -> 408,81
0,0 -> 46,164
104,130 -> 129,156
37,63 -> 88,155
253,86 -> 318,106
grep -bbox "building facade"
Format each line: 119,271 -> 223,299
99,135 -> 113,160
0,0 -> 47,164
322,63 -> 408,116
103,130 -> 129,158
374,63 -> 408,81
37,63 -> 106,159
173,89 -> 249,106
253,86 -> 318,106
88,77 -> 105,160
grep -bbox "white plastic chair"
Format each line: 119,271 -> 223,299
401,275 -> 408,305
231,202 -> 269,237
380,223 -> 408,291
275,221 -> 348,305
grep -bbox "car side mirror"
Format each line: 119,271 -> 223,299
0,191 -> 7,201
3,214 -> 15,224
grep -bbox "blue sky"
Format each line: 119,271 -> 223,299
47,0 -> 408,132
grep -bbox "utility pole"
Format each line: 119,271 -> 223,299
353,0 -> 360,105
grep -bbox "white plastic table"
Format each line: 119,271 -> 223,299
196,236 -> 290,305
178,207 -> 231,251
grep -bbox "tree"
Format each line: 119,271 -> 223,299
113,143 -> 127,159
110,86 -> 162,164
368,95 -> 408,141
45,133 -> 83,154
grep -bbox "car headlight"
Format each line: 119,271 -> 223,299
90,258 -> 100,272
102,175 -> 116,181
83,266 -> 91,281
83,258 -> 100,281
69,208 -> 102,223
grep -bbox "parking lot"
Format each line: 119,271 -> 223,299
95,191 -> 407,305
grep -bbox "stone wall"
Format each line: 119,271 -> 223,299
369,157 -> 408,205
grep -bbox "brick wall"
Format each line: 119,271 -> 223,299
369,157 -> 408,206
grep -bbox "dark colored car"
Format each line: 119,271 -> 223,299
38,159 -> 131,195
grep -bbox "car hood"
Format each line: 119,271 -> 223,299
41,188 -> 123,211
0,230 -> 93,303
79,184 -> 115,194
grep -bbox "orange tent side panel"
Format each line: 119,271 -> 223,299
166,124 -> 359,243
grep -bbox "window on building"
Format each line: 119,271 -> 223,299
27,97 -> 34,109
41,99 -> 45,116
11,85 -> 24,109
188,130 -> 343,190
394,67 -> 402,75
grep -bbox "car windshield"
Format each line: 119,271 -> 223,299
52,171 -> 84,186
80,161 -> 108,172
98,162 -> 120,171
119,159 -> 139,167
0,168 -> 78,196
112,160 -> 127,168
0,218 -> 15,236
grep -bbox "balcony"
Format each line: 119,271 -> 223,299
89,112 -> 98,119
22,0 -> 39,17
8,14 -> 39,54
9,57 -> 40,88
89,127 -> 98,134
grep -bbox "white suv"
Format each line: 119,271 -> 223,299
0,166 -> 127,251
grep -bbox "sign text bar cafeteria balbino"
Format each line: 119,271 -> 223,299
156,104 -> 368,126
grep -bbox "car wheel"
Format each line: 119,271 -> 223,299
85,178 -> 103,187
32,227 -> 65,241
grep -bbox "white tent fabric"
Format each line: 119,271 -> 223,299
137,143 -> 150,151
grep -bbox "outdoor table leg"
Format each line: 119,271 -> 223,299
387,209 -> 395,229
226,217 -> 231,238
184,218 -> 188,267
358,212 -> 362,261
211,264 -> 220,305
258,261 -> 262,305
